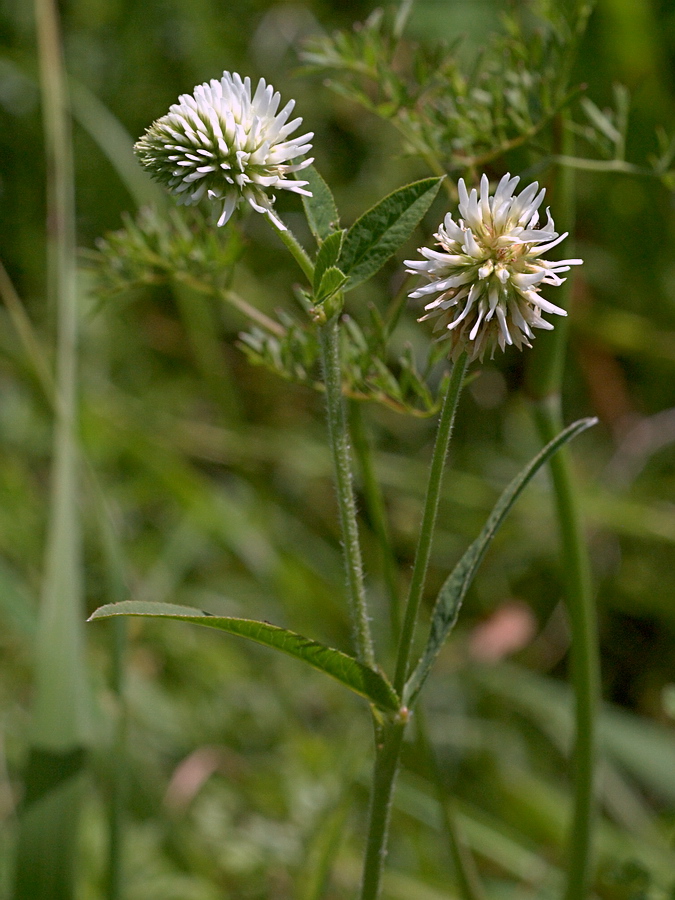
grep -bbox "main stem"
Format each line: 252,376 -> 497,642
359,355 -> 468,900
360,719 -> 407,900
534,397 -> 598,900
319,316 -> 375,667
394,353 -> 468,694
351,401 -> 484,900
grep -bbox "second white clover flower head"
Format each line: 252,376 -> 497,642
134,71 -> 314,231
405,173 -> 583,362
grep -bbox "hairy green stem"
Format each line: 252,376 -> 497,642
360,718 -> 407,900
394,353 -> 468,694
358,355 -> 468,899
319,318 -> 374,667
351,393 -> 484,900
271,219 -> 315,283
349,401 -> 401,639
268,217 -> 374,664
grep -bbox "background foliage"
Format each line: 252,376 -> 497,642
2,0 -> 675,897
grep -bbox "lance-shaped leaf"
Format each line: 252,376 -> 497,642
339,177 -> 443,291
405,417 -> 597,705
89,601 -> 400,713
301,166 -> 340,242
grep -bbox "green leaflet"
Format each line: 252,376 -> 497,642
302,166 -> 340,242
405,417 -> 597,705
339,177 -> 443,291
89,601 -> 400,713
315,267 -> 347,304
313,230 -> 345,296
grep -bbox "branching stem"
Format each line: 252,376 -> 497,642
359,719 -> 406,900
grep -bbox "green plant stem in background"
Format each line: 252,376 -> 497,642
525,117 -> 599,900
394,353 -> 468,694
319,317 -> 375,667
89,479 -> 130,900
31,0 -> 91,751
0,261 -> 55,402
13,1 -> 93,897
533,397 -> 598,900
104,615 -> 128,900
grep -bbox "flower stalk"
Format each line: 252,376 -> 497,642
394,352 -> 468,694
360,718 -> 407,900
351,404 -> 485,900
359,353 -> 467,900
525,118 -> 599,900
533,396 -> 598,900
272,221 -> 315,283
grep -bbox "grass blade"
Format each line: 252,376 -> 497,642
13,1 -> 94,897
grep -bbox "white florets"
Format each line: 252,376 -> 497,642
405,173 -> 583,362
134,71 -> 314,231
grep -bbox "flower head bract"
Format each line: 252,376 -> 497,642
405,174 -> 583,361
134,71 -> 314,231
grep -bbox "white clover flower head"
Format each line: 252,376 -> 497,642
404,173 -> 583,362
134,71 -> 314,231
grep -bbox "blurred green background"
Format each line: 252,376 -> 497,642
2,0 -> 675,897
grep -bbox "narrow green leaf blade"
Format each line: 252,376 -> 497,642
405,417 -> 597,704
13,748 -> 87,900
89,601 -> 400,712
302,166 -> 340,242
339,177 -> 443,291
